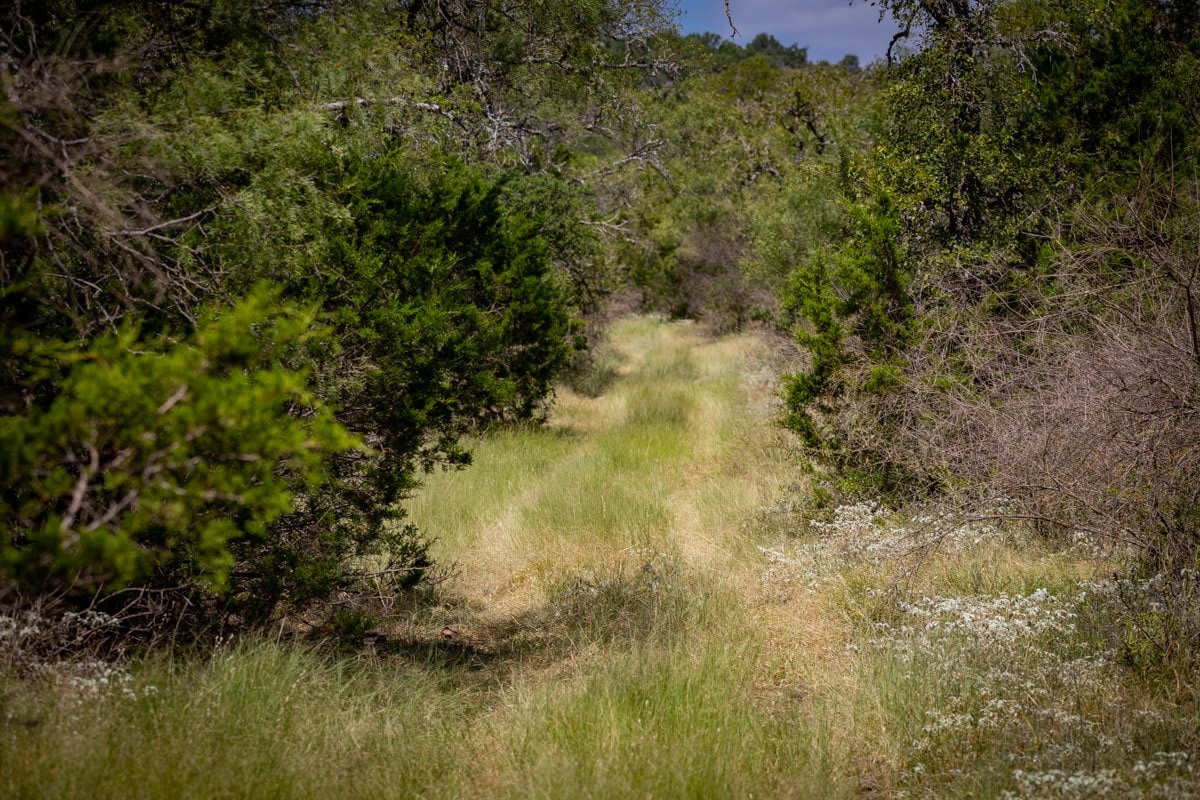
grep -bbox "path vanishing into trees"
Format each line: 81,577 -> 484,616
395,315 -> 863,798
411,315 -> 797,614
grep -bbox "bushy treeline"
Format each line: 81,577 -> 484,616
782,0 -> 1200,666
0,0 -> 679,627
613,1 -> 1200,671
682,31 -> 816,70
614,33 -> 869,331
7,0 -> 1199,669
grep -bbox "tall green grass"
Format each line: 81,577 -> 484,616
2,640 -> 469,800
479,642 -> 848,800
5,317 -> 1197,799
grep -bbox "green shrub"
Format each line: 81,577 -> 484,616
0,288 -> 356,595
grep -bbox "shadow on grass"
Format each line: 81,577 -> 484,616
355,555 -> 710,679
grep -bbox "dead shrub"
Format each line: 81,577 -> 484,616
822,175 -> 1200,670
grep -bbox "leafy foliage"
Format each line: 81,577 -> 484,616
610,44 -> 869,331
0,290 -> 355,594
0,0 -> 679,623
772,0 -> 1200,665
683,31 -> 811,70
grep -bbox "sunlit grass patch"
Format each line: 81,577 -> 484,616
519,478 -> 672,551
635,344 -> 699,382
409,427 -> 581,559
407,317 -> 775,606
470,640 -> 851,800
621,383 -> 694,428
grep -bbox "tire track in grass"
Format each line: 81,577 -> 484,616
423,317 -> 845,800
410,316 -> 793,614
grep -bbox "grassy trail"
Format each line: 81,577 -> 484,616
403,315 -> 838,797
411,315 -> 789,619
5,317 -> 1198,799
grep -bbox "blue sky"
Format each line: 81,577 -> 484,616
673,0 -> 903,65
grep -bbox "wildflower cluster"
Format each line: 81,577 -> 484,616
885,586 -> 1197,795
1004,753 -> 1198,800
40,659 -> 157,702
0,607 -> 120,665
755,500 -> 1198,798
885,589 -> 1077,650
0,610 -> 45,647
2,607 -> 156,704
756,501 -> 1001,600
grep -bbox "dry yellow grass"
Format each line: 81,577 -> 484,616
411,316 -> 801,618
7,315 -> 1196,799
